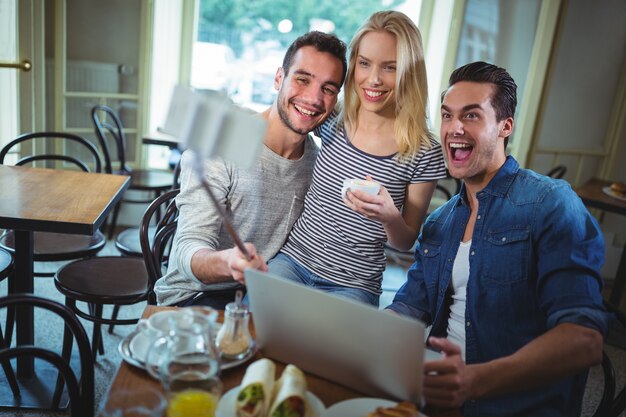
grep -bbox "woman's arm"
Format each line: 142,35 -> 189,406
345,180 -> 436,250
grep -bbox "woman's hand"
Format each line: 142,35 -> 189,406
343,175 -> 401,225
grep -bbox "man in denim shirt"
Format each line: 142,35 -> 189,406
388,62 -> 608,416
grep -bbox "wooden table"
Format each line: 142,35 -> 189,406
575,178 -> 626,305
0,165 -> 129,409
105,306 -> 460,416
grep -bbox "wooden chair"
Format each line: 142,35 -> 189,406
0,248 -> 15,347
547,165 -> 567,179
114,160 -> 181,258
592,350 -> 616,417
0,132 -> 106,277
0,248 -> 17,395
105,188 -> 180,335
0,294 -> 94,417
601,301 -> 626,416
139,188 -> 180,296
53,189 -> 179,358
91,105 -> 174,239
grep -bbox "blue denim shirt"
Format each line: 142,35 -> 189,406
388,157 -> 608,417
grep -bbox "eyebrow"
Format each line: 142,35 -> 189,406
293,69 -> 341,90
357,54 -> 396,66
441,103 -> 483,112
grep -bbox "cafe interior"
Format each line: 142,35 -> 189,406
1,0 -> 626,416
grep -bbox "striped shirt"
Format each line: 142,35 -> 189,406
281,116 -> 446,294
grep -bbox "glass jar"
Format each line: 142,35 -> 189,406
144,308 -> 222,417
215,299 -> 254,360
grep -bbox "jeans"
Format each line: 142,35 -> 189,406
268,252 -> 379,306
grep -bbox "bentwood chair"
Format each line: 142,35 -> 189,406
600,301 -> 626,416
591,350 -> 617,417
0,248 -> 16,352
114,160 -> 181,258
53,189 -> 179,358
0,294 -> 94,417
106,188 -> 179,334
0,248 -> 16,392
0,132 -> 106,277
547,165 -> 567,179
91,105 -> 174,239
139,188 -> 180,293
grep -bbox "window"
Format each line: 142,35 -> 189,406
191,0 -> 417,111
454,0 -> 541,145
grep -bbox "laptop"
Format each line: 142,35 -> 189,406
245,269 -> 427,403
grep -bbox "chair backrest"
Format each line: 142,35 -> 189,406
601,301 -> 626,417
0,132 -> 101,173
592,350 -> 616,417
0,294 -> 94,417
434,183 -> 452,201
0,247 -> 12,280
91,105 -> 128,174
547,165 -> 567,179
140,188 -> 180,303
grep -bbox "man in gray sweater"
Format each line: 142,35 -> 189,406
154,32 -> 347,308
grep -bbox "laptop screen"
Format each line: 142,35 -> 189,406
245,269 -> 426,403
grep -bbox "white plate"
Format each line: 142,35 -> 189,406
118,324 -> 257,372
602,186 -> 626,202
216,386 -> 325,417
320,398 -> 425,417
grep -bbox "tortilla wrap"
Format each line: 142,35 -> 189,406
267,364 -> 312,417
236,358 -> 276,417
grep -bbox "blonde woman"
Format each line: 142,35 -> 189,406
269,11 -> 446,305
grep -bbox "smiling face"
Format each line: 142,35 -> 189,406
440,81 -> 513,188
274,46 -> 344,135
353,30 -> 397,117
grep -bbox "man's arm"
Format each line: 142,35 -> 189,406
191,244 -> 267,285
423,323 -> 603,407
171,151 -> 269,286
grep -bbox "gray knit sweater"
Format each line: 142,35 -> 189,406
154,137 -> 318,305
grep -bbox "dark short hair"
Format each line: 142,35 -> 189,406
444,61 -> 517,122
281,31 -> 348,86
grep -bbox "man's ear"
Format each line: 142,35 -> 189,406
274,67 -> 284,91
500,116 -> 514,138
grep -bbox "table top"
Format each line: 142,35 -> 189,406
575,177 -> 626,216
106,306 -> 460,417
143,130 -> 183,149
0,165 -> 130,235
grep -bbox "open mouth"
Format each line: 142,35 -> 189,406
363,88 -> 387,101
294,104 -> 321,118
449,142 -> 473,162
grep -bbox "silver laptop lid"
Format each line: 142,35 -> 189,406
245,269 -> 425,403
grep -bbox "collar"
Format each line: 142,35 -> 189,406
456,156 -> 520,204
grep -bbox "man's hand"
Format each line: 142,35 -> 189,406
227,243 -> 268,284
423,337 -> 475,408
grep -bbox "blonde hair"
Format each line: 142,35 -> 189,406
341,11 -> 433,160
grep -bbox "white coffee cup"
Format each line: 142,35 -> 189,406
341,179 -> 381,199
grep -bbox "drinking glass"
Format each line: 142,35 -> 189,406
98,387 -> 166,417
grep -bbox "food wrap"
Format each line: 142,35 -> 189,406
267,365 -> 311,417
236,358 -> 276,417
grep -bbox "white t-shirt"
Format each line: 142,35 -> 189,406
447,240 -> 471,360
